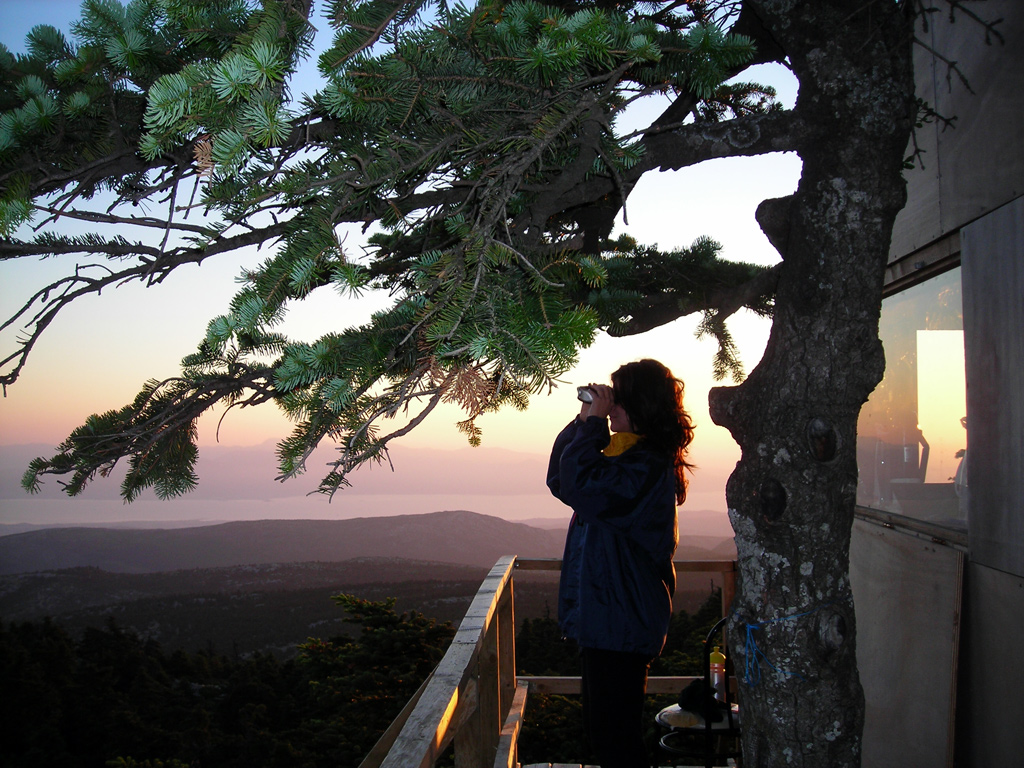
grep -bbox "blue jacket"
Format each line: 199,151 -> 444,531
547,416 -> 678,657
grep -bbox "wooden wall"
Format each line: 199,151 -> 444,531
961,197 -> 1024,576
860,3 -> 1024,766
958,561 -> 1024,766
889,0 -> 1024,262
850,517 -> 963,768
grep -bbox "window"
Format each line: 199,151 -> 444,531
856,267 -> 967,525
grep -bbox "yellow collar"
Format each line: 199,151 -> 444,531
603,432 -> 642,457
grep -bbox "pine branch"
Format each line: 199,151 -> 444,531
4,0 -> 796,500
526,108 -> 804,250
609,261 -> 781,336
22,365 -> 277,499
29,203 -> 214,237
1,221 -> 290,389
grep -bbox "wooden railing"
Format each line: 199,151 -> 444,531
359,556 -> 737,768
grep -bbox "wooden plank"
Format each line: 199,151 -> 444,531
722,568 -> 736,619
516,558 -> 737,574
454,675 -> 484,768
674,559 -> 736,573
493,681 -> 529,768
883,231 -> 959,297
438,678 -> 480,762
454,556 -> 517,649
519,675 -> 698,696
889,1 -> 1024,261
380,634 -> 477,767
962,196 -> 1024,575
469,616 -> 501,768
496,580 -> 516,716
646,676 -> 700,695
851,517 -> 963,768
962,562 -> 1024,766
515,558 -> 562,571
855,506 -> 967,551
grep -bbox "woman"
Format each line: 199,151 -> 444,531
546,358 -> 695,768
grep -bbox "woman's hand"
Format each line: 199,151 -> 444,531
580,384 -> 615,420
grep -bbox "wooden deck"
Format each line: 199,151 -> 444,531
522,763 -> 738,767
365,556 -> 738,768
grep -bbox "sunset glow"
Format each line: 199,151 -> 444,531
0,0 -> 795,533
917,330 -> 967,484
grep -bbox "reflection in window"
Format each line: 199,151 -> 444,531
856,268 -> 967,525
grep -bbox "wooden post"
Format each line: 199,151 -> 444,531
723,562 -> 736,615
452,556 -> 518,768
497,574 -> 516,718
454,659 -> 486,768
494,681 -> 530,768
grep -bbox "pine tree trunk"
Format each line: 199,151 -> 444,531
708,2 -> 916,765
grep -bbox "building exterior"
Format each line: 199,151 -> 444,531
850,2 -> 1023,765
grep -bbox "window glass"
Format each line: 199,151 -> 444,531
856,268 -> 967,524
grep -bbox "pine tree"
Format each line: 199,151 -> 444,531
0,1 -> 1002,765
298,594 -> 455,766
4,0 -> 772,499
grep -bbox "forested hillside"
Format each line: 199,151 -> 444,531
1,590 -> 725,767
0,559 -> 490,657
1,512 -> 733,764
0,512 -> 733,657
0,558 -> 723,658
1,596 -> 455,768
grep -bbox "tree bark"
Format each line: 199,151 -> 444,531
708,2 -> 916,766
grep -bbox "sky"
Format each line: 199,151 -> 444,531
0,0 -> 802,534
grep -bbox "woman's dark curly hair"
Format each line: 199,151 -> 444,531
611,359 -> 695,504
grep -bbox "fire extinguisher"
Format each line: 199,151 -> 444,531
709,645 -> 726,702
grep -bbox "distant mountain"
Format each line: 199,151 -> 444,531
0,520 -> 226,537
0,510 -> 735,576
0,511 -> 735,657
0,510 -> 567,574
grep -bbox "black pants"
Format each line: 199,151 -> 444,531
580,646 -> 652,768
